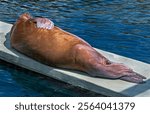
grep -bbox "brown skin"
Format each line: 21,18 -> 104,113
10,13 -> 146,83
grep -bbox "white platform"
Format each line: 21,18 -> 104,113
0,21 -> 150,96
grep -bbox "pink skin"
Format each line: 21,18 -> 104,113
34,18 -> 54,29
22,16 -> 147,84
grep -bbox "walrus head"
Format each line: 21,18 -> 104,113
18,13 -> 54,30
10,13 -> 55,50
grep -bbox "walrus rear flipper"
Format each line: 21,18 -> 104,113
100,63 -> 147,83
73,44 -> 146,83
120,72 -> 146,84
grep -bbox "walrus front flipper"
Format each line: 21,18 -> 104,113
120,72 -> 146,84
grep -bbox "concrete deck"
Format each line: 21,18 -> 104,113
0,21 -> 150,97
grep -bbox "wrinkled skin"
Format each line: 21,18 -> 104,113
10,13 -> 146,83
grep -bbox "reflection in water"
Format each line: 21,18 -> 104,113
0,0 -> 150,96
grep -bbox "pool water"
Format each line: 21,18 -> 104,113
0,0 -> 150,96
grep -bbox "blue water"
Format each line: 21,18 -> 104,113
0,0 -> 150,96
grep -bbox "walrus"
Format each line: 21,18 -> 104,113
10,13 -> 146,83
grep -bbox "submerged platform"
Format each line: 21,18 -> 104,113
0,21 -> 150,97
